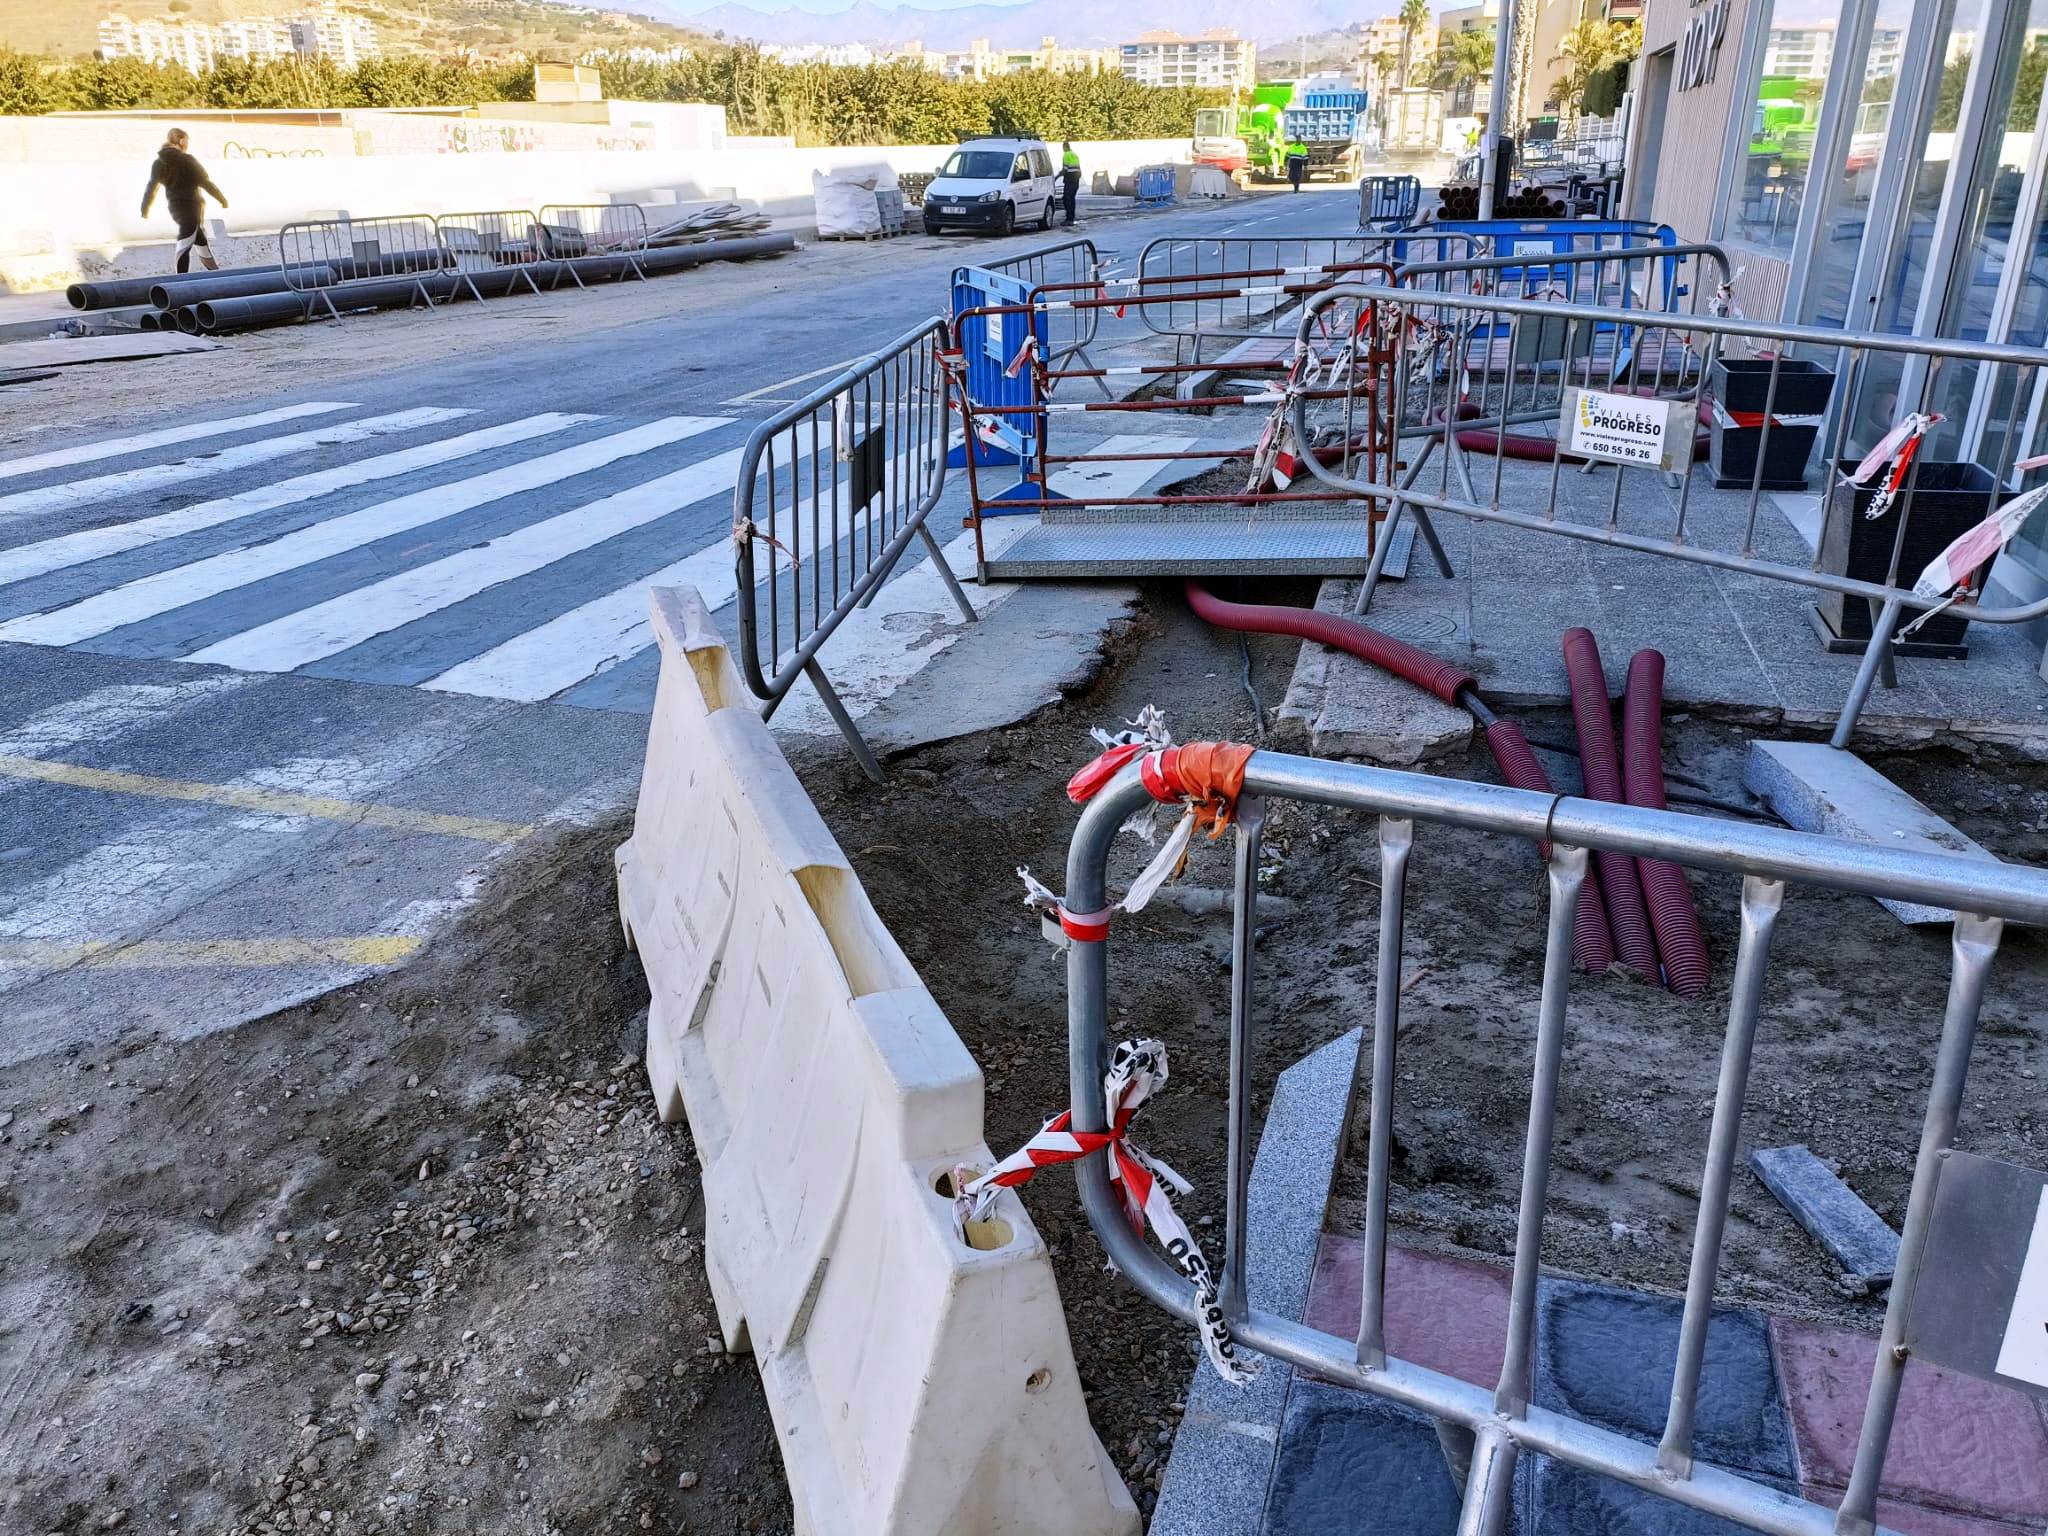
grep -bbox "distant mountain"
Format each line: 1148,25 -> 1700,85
668,0 -> 1381,52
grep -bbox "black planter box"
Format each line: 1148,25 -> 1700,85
1815,458 -> 2013,656
1712,356 -> 1837,416
1708,358 -> 1835,491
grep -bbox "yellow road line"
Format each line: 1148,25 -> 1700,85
0,755 -> 532,843
0,936 -> 423,969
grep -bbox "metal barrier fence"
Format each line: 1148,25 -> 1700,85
279,214 -> 454,319
731,316 -> 966,781
1131,232 -> 1479,363
1360,174 -> 1423,228
1286,279 -> 2048,745
536,204 -> 650,284
1062,747 -> 2048,1536
1391,218 -> 1675,267
436,209 -> 546,298
953,238 -> 1102,383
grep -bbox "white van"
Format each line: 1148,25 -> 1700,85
921,137 -> 1058,236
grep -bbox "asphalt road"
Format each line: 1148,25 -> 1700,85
0,186 -> 1364,1062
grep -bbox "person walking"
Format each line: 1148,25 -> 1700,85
1060,140 -> 1082,225
141,128 -> 228,274
1285,137 -> 1310,192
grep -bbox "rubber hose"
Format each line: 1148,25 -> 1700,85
1561,628 -> 1657,978
1183,581 -> 1476,704
1183,580 -> 1614,972
1621,650 -> 1711,998
1483,717 -> 1616,974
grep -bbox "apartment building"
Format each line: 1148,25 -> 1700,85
1117,30 -> 1256,90
97,5 -> 380,68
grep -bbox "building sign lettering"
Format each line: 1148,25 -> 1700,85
1678,0 -> 1730,91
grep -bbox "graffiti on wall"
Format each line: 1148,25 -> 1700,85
223,142 -> 327,159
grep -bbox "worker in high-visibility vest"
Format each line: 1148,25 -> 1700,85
1060,141 -> 1082,225
1285,138 -> 1310,192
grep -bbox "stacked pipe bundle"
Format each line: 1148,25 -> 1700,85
66,232 -> 796,337
1561,629 -> 1710,995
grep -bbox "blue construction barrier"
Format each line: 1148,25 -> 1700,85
1135,167 -> 1176,207
947,263 -> 1061,508
1360,174 -> 1422,228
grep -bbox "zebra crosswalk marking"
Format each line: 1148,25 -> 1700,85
186,438 -> 763,673
0,416 -> 728,648
0,403 -> 355,485
0,413 -> 595,591
0,408 -> 471,520
421,464 -> 875,701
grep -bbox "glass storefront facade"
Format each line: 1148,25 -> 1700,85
1636,0 -> 2048,649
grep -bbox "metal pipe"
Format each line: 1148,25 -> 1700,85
1478,0 -> 1519,221
1656,875 -> 1783,1476
149,264 -> 335,310
1354,815 -> 1412,1370
69,263 -> 285,311
1219,799 -> 1264,1321
1836,912 -> 2004,1531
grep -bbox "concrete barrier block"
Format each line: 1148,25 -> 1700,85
618,584 -> 1140,1536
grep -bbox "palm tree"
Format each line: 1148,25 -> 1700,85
1398,0 -> 1430,89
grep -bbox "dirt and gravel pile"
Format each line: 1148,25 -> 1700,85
0,818 -> 790,1536
6,585 -> 2047,1535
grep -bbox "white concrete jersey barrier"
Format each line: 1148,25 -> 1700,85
615,585 -> 1139,1536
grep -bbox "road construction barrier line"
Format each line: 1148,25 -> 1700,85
615,584 -> 1139,1536
0,755 -> 533,842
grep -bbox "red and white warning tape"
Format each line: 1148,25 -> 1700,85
960,1039 -> 1253,1386
1851,412 -> 1944,523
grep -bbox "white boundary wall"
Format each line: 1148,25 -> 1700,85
614,584 -> 1140,1536
0,109 -> 1191,283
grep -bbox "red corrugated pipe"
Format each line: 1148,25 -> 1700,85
1184,581 -> 1616,972
1622,650 -> 1711,998
1561,627 -> 1658,979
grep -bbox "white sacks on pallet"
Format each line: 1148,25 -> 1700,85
813,168 -> 885,238
615,586 -> 1139,1536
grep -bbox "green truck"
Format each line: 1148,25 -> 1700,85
1194,80 -> 1364,184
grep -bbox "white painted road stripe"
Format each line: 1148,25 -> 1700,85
422,464 -> 878,701
0,403 -> 354,485
0,408 -> 471,520
188,438 -> 759,673
0,412 -> 594,590
0,417 -> 728,648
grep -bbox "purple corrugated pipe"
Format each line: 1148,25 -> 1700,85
1622,650 -> 1711,997
1562,627 -> 1658,978
1483,718 -> 1616,973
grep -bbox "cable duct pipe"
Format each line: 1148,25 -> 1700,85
1184,581 -> 1618,971
1561,627 -> 1657,977
1621,650 -> 1711,997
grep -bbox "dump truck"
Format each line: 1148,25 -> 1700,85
1197,81 -> 1370,184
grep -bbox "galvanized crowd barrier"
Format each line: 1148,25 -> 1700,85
731,316 -> 966,781
1389,218 -> 1676,269
536,204 -> 650,284
1062,747 -> 2048,1536
1132,232 -> 1478,364
279,214 -> 455,320
1359,174 -> 1422,229
1286,279 -> 2048,744
436,209 -> 547,297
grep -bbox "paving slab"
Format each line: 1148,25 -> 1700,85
1743,741 -> 2001,924
1356,455 -> 2048,742
1304,1236 -> 1510,1390
1772,1318 -> 2048,1522
1747,1143 -> 1901,1288
1536,1278 -> 1796,1480
1270,577 -> 1475,766
1264,1378 -> 1464,1535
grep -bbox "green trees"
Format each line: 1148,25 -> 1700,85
1552,19 -> 1641,125
0,44 -> 1220,144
